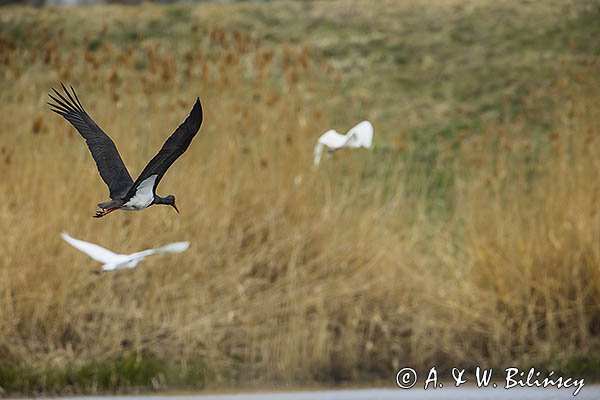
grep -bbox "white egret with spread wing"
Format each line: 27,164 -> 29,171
61,232 -> 189,271
314,120 -> 373,165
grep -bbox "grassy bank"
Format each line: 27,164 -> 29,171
1,0 -> 600,395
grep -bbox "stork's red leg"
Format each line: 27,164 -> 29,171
93,207 -> 120,218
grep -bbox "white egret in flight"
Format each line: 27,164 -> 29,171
61,232 -> 189,271
314,120 -> 373,165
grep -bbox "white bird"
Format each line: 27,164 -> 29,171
314,120 -> 373,165
61,232 -> 190,271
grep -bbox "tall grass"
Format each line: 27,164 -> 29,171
1,0 -> 600,395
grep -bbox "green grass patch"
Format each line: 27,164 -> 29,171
0,354 -> 207,396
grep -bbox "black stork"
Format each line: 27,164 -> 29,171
48,84 -> 203,218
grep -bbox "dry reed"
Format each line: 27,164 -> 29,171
0,0 -> 599,392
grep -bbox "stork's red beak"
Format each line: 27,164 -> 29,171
171,202 -> 180,214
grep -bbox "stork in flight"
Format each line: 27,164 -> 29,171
48,83 -> 203,218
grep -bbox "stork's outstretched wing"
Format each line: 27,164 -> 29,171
124,98 -> 203,201
48,84 -> 133,199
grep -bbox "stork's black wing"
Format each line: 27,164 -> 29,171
48,84 -> 134,199
124,98 -> 203,201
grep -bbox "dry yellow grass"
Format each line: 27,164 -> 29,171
0,0 -> 600,392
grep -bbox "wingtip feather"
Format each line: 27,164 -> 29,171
50,88 -> 75,111
191,97 -> 203,124
49,108 -> 66,117
70,84 -> 86,111
49,83 -> 86,114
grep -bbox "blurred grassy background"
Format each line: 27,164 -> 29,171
1,0 -> 600,395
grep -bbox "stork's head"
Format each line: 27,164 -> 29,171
165,195 -> 179,213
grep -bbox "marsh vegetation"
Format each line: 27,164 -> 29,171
0,0 -> 600,395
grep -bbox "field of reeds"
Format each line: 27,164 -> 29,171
1,0 -> 600,395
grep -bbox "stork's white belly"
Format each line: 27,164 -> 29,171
123,175 -> 157,210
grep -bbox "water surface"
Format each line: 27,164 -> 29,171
58,386 -> 600,400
